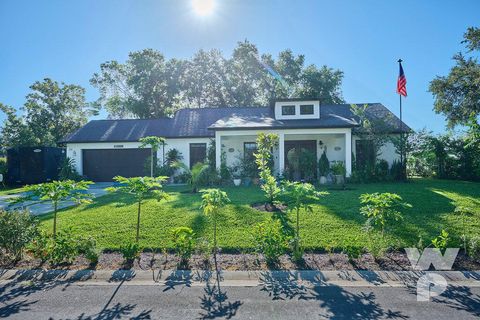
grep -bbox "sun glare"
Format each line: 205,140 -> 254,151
192,0 -> 215,16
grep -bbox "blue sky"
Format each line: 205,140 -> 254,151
0,0 -> 478,133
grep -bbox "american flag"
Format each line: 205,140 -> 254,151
397,62 -> 407,97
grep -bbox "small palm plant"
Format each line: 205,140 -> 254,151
139,136 -> 166,177
200,188 -> 230,275
15,180 -> 93,238
106,176 -> 169,243
279,181 -> 328,261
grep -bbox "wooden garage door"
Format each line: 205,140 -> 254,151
82,148 -> 151,182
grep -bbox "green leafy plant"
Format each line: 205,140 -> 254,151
359,192 -> 411,237
171,226 -> 195,264
173,162 -> 212,192
120,241 -> 141,262
299,149 -> 317,182
58,157 -> 83,181
279,181 -> 328,261
318,150 -> 330,177
16,180 -> 93,238
196,237 -> 213,263
431,229 -> 449,252
0,209 -> 39,261
78,236 -> 98,264
200,188 -> 230,273
254,133 -> 280,204
106,176 -> 169,242
139,136 -> 166,177
253,219 -> 290,265
331,161 -> 346,176
28,230 -> 51,262
48,228 -> 79,265
468,236 -> 480,260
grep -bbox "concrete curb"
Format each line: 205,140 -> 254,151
1,269 -> 479,287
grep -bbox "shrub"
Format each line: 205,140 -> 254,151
0,209 -> 39,261
318,151 -> 330,177
171,227 -> 195,263
48,228 -> 79,265
0,157 -> 7,176
28,230 -> 51,262
58,157 -> 82,181
359,192 -> 411,237
254,133 -> 280,204
331,161 -> 346,176
431,229 -> 449,252
78,236 -> 98,264
253,219 -> 290,265
468,236 -> 480,260
299,149 -> 317,182
390,160 -> 405,181
120,242 -> 141,262
374,159 -> 390,181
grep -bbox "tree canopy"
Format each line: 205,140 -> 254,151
429,27 -> 480,132
0,78 -> 96,148
91,40 -> 345,119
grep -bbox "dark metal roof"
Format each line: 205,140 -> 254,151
61,103 -> 410,143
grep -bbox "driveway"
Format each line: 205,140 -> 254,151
0,182 -> 112,216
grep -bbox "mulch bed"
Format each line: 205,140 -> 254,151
2,251 -> 479,271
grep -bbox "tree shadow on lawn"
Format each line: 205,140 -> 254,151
319,181 -> 460,249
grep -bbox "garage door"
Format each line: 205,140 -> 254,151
82,148 -> 151,181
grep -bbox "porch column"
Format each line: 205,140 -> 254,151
345,130 -> 352,177
278,133 -> 285,174
215,131 -> 221,170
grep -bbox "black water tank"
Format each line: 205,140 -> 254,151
6,147 -> 66,184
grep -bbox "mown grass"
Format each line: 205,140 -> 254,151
0,186 -> 27,196
38,178 -> 480,252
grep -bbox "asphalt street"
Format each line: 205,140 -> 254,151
1,279 -> 479,319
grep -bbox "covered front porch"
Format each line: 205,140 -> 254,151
214,128 -> 352,179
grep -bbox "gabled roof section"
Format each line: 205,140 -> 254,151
61,103 -> 410,143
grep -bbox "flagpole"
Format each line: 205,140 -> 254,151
398,59 -> 405,179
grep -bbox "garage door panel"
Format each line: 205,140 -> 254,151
82,149 -> 151,181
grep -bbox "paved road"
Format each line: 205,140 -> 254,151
1,279 -> 479,319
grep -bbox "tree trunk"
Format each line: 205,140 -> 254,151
53,201 -> 58,239
136,200 -> 141,243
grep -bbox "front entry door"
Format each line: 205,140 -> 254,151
284,140 -> 317,181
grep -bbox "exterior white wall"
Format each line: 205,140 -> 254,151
274,100 -> 320,120
352,134 -> 401,166
66,138 -> 212,175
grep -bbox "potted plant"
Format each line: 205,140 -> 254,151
318,150 -> 330,184
331,161 -> 346,185
233,172 -> 242,186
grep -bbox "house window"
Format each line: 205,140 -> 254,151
300,104 -> 314,115
244,142 -> 257,160
281,105 -> 295,115
190,143 -> 207,168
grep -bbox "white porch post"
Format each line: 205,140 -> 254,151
278,133 -> 285,174
215,131 -> 221,170
345,130 -> 352,177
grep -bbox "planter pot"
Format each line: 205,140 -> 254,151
334,175 -> 345,185
233,179 -> 242,186
319,176 -> 327,185
243,177 -> 252,186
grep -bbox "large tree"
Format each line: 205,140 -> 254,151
90,49 -> 186,118
0,78 -> 94,148
91,41 -> 345,119
429,27 -> 480,138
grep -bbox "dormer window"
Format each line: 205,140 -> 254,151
281,105 -> 295,116
274,99 -> 320,120
300,104 -> 314,115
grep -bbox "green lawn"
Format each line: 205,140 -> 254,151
0,186 -> 26,196
38,179 -> 480,252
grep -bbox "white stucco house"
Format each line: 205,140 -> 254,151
61,99 -> 409,182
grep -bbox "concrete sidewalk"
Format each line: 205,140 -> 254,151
1,269 -> 479,288
0,183 -> 112,215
